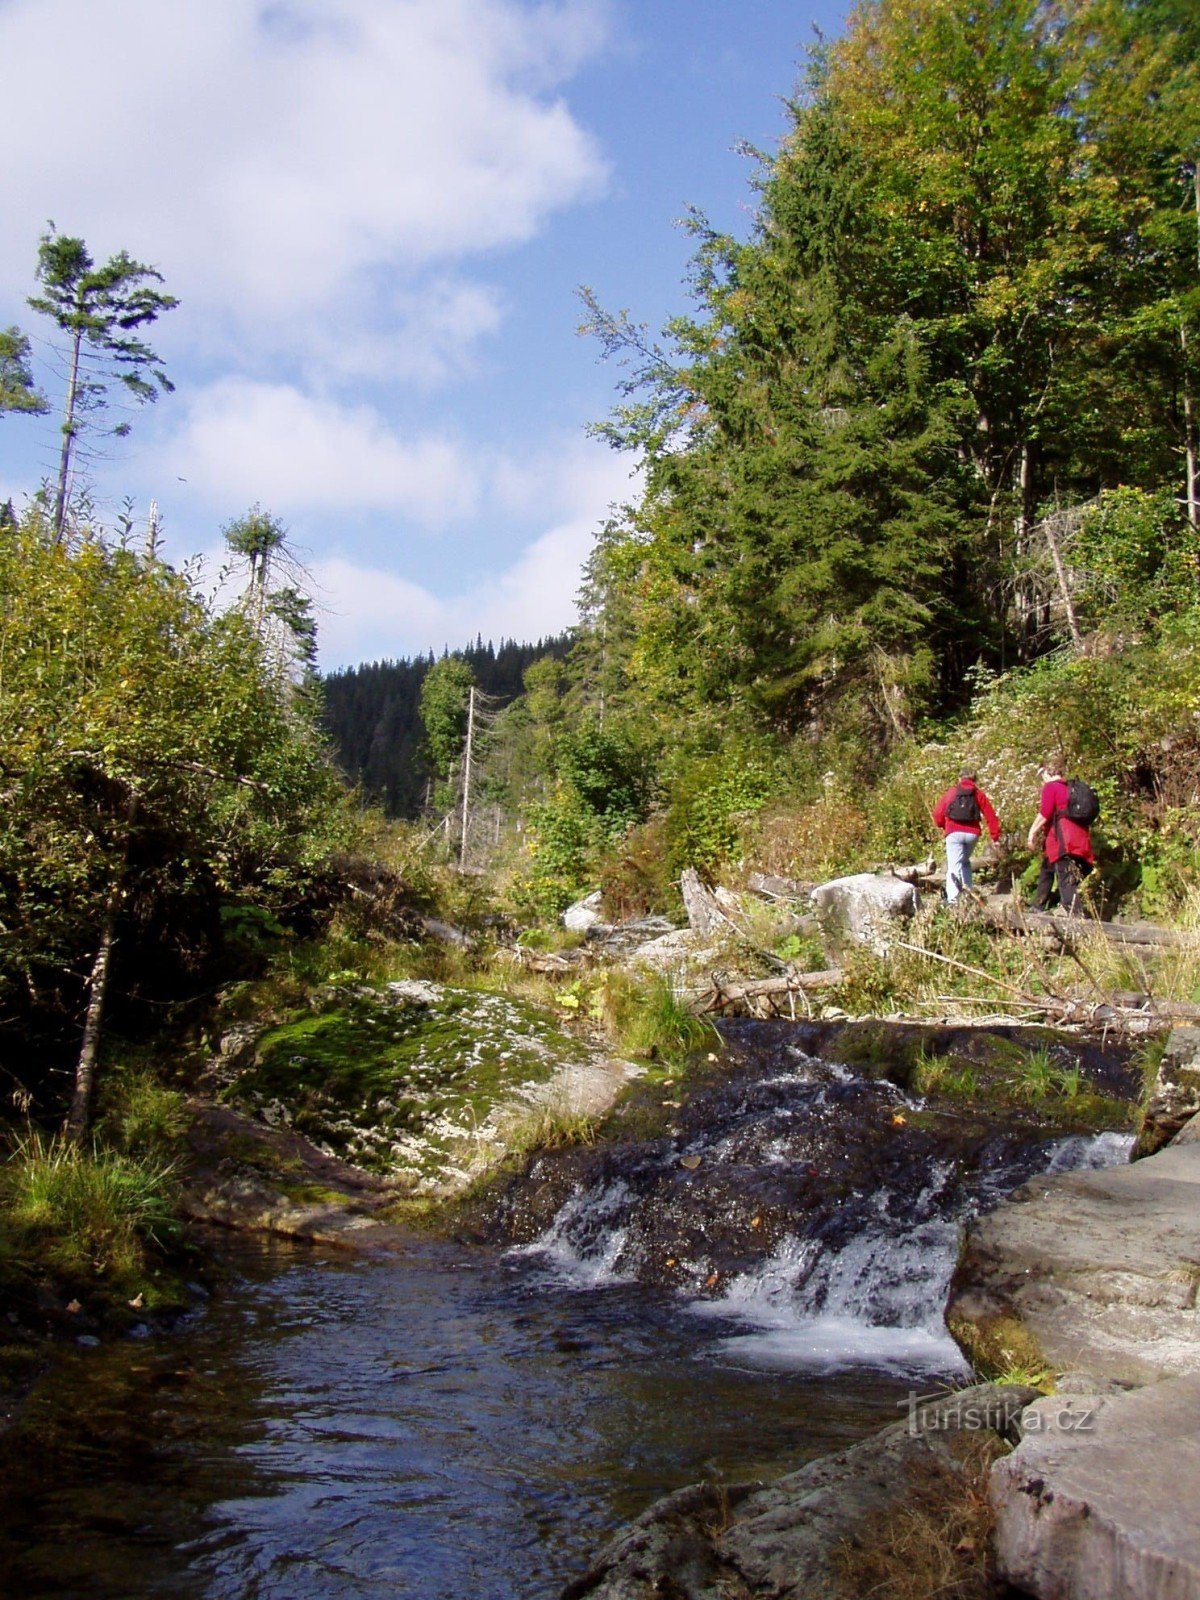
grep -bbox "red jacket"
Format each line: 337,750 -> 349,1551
932,781 -> 1000,841
1039,780 -> 1095,864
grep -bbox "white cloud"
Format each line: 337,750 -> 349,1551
162,378 -> 637,532
164,378 -> 479,521
312,443 -> 638,662
314,520 -> 587,662
0,0 -> 610,340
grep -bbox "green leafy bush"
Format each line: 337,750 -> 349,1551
663,741 -> 780,876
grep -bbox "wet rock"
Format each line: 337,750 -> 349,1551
563,1383 -> 1033,1599
948,1136 -> 1200,1386
475,1021 -> 1110,1299
992,1377 -> 1200,1600
214,980 -> 600,1190
563,891 -> 604,933
1133,1025 -> 1200,1158
809,873 -> 916,953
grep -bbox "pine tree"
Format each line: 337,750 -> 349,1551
27,228 -> 177,543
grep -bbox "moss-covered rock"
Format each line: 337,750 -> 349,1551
221,979 -> 594,1190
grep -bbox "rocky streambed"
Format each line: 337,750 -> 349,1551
0,1001 -> 1151,1599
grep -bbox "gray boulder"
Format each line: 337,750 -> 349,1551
992,1377 -> 1200,1600
810,872 -> 917,953
1133,1025 -> 1200,1158
562,890 -> 605,933
947,1136 -> 1200,1388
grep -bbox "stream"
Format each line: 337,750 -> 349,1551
0,1024 -> 1136,1600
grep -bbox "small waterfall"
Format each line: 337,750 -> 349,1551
511,1178 -> 636,1286
512,1040 -> 1134,1376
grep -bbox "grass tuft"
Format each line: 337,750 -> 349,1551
0,1131 -> 178,1288
835,1432 -> 1010,1600
601,971 -> 714,1065
97,1069 -> 190,1157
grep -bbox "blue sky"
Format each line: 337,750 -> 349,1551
0,0 -> 846,666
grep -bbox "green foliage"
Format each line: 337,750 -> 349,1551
519,784 -> 604,916
554,718 -> 652,834
1077,489 -> 1200,627
96,1070 -> 190,1158
517,717 -> 656,916
662,741 -> 779,876
0,513 -> 347,1100
558,0 -> 1200,800
0,1133 -> 178,1287
0,326 -> 47,417
419,656 -> 476,782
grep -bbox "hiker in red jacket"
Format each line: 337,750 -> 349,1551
932,770 -> 1001,904
1027,758 -> 1096,913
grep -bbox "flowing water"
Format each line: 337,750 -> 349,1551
0,1025 -> 1134,1600
0,1236 -> 914,1600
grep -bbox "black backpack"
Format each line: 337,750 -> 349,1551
1064,778 -> 1100,827
945,785 -> 982,825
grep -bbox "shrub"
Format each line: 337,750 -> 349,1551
663,742 -> 781,877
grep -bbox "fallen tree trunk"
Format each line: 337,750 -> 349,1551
982,902 -> 1181,948
746,872 -> 814,901
691,967 -> 843,1015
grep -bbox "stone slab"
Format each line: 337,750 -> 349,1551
948,1140 -> 1200,1387
809,872 -> 916,953
992,1377 -> 1200,1600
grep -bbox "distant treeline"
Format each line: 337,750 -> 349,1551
322,635 -> 570,817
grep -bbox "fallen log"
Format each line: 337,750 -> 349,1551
1107,993 -> 1200,1022
982,902 -> 1181,948
691,967 -> 843,1015
746,872 -> 815,901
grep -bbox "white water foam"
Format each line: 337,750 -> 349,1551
1043,1129 -> 1135,1172
688,1129 -> 1135,1377
511,1179 -> 637,1288
690,1219 -> 970,1376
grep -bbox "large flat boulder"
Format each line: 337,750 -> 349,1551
1134,1026 -> 1200,1158
810,872 -> 916,953
947,1139 -> 1200,1387
992,1378 -> 1200,1600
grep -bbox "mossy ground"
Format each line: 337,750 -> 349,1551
223,981 -> 594,1189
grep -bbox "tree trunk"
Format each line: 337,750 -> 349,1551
1186,165 -> 1200,531
459,685 -> 476,870
1043,512 -> 1083,647
52,320 -> 84,545
65,792 -> 137,1141
65,891 -> 118,1141
1183,322 -> 1198,531
1013,443 -> 1038,656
